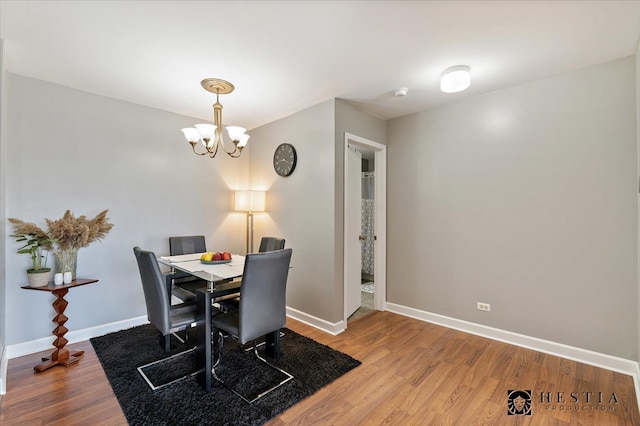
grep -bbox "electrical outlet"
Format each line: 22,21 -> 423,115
477,302 -> 491,312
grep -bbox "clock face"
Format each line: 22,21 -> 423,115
273,143 -> 297,177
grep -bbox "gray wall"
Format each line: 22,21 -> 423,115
245,100 -> 337,321
4,74 -> 247,345
387,56 -> 638,360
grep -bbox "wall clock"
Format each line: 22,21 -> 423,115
273,143 -> 297,177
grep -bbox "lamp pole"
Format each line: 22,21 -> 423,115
246,211 -> 254,254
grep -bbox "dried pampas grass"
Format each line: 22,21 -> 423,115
9,209 -> 114,251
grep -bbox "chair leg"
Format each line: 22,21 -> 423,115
137,346 -> 197,391
211,333 -> 293,404
242,330 -> 285,355
162,328 -> 190,352
265,330 -> 280,360
162,334 -> 171,352
212,330 -> 223,367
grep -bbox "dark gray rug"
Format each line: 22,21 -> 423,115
90,324 -> 360,425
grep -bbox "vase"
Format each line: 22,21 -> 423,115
55,249 -> 78,281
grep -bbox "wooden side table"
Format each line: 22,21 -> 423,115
21,278 -> 98,373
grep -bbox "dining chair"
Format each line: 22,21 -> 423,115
134,246 -> 210,390
169,235 -> 206,256
258,236 -> 285,252
167,235 -> 207,297
133,246 -> 197,352
217,236 -> 286,312
210,248 -> 293,403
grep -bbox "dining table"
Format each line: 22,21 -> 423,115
157,252 -> 280,391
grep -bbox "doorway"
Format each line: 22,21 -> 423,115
343,133 -> 387,325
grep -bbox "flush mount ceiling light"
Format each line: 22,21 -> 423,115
181,78 -> 249,158
440,65 -> 471,93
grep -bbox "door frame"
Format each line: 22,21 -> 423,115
343,132 -> 387,323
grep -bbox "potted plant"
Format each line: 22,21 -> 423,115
9,226 -> 53,287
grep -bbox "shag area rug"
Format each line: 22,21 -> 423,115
90,324 -> 360,425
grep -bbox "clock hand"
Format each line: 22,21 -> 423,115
279,159 -> 291,165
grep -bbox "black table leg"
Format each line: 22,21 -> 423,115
195,290 -> 213,391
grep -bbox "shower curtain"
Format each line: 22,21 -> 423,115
361,172 -> 375,278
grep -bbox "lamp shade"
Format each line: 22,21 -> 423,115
226,126 -> 247,142
234,190 -> 266,212
238,134 -> 250,148
181,127 -> 201,143
194,124 -> 216,140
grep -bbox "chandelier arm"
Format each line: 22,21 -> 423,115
208,138 -> 220,158
226,149 -> 242,159
222,143 -> 239,156
190,142 -> 209,156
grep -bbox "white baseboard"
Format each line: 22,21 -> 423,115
5,315 -> 148,359
385,302 -> 640,377
286,306 -> 345,335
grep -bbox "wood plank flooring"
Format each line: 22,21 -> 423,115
1,311 -> 638,425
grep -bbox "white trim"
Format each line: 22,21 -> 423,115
286,306 -> 345,335
373,147 -> 386,311
633,362 -> 640,418
386,302 -> 640,377
6,315 -> 148,359
0,345 -> 7,395
343,142 -> 361,320
343,132 -> 387,318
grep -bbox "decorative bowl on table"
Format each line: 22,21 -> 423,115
200,251 -> 232,264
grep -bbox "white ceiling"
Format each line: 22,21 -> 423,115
2,1 -> 639,130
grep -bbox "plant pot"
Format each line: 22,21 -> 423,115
27,268 -> 51,287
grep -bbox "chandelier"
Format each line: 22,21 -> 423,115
181,78 -> 249,158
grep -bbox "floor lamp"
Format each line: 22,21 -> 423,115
234,190 -> 266,254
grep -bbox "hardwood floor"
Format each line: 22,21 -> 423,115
2,311 -> 638,425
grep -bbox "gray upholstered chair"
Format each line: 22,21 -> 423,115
210,248 -> 293,403
218,237 -> 286,312
258,237 -> 285,253
169,235 -> 206,256
133,246 -> 197,352
167,235 -> 207,299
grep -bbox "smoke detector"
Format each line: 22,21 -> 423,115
393,87 -> 409,97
